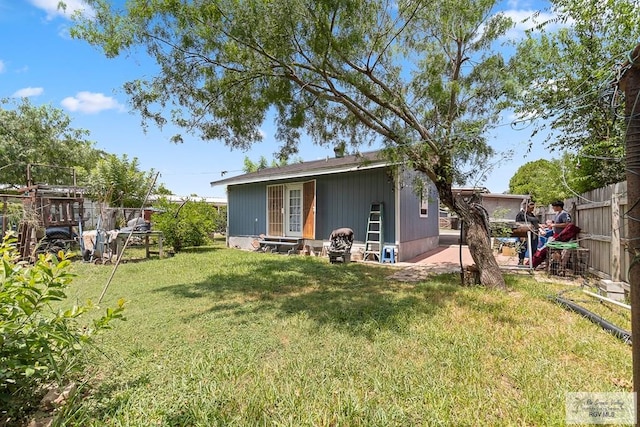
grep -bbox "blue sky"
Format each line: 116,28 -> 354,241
0,0 -> 555,198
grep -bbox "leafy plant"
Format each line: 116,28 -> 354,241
151,198 -> 221,251
508,157 -> 577,205
0,234 -> 126,423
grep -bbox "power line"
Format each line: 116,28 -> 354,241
158,169 -> 244,177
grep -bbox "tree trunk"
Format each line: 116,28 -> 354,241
433,179 -> 506,289
412,156 -> 506,289
454,195 -> 506,290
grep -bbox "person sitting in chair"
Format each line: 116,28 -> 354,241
515,201 -> 539,265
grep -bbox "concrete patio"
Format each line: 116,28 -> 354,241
385,229 -> 533,282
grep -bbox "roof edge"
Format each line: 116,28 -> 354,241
212,161 -> 389,187
210,150 -> 389,187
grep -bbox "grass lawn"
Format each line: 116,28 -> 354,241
57,242 -> 632,426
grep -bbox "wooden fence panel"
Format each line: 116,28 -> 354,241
568,181 -> 628,285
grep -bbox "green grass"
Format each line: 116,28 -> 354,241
57,244 -> 632,426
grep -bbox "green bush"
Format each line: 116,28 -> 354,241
214,205 -> 227,234
0,202 -> 23,231
151,198 -> 221,251
0,234 -> 125,422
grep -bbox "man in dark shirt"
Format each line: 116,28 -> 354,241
551,200 -> 571,236
515,201 -> 539,265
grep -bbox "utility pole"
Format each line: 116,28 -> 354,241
620,42 -> 640,426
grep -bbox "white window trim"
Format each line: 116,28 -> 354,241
419,188 -> 429,218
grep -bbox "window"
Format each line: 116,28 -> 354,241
420,188 -> 429,217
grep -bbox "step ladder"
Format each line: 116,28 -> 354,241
363,202 -> 383,261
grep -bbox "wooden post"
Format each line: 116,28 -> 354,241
612,182 -> 622,282
620,43 -> 640,426
1,196 -> 6,236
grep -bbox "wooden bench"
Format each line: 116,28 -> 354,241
115,230 -> 165,259
258,236 -> 303,255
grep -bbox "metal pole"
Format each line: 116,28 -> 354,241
459,220 -> 464,285
583,289 -> 631,310
98,172 -> 160,304
526,229 -> 533,272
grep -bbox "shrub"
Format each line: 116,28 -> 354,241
151,198 -> 221,251
0,234 -> 125,423
214,205 -> 227,234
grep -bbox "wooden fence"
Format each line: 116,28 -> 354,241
562,181 -> 629,285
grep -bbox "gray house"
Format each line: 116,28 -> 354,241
210,151 -> 440,262
452,188 -> 531,221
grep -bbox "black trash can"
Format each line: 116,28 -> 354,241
450,217 -> 459,230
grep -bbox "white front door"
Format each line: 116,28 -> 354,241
286,184 -> 303,237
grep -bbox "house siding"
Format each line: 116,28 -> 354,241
227,184 -> 266,236
397,170 -> 440,261
227,168 -> 396,244
481,196 -> 527,221
315,168 -> 395,244
224,165 -> 441,261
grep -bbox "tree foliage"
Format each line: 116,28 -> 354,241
0,98 -> 166,204
243,156 -> 270,173
508,157 -> 580,205
71,0 -> 513,183
509,0 -> 639,190
85,154 -> 156,207
0,98 -> 101,188
154,183 -> 174,196
70,0 -> 518,288
242,155 -> 300,173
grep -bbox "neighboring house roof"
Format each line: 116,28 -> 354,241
453,187 -> 490,195
453,187 -> 530,201
210,150 -> 389,187
482,193 -> 531,200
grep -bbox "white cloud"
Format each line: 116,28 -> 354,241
497,4 -> 572,42
60,91 -> 125,114
12,87 -> 44,98
0,60 -> 5,73
28,0 -> 94,20
505,0 -> 537,9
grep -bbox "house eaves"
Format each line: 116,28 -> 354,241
210,150 -> 391,187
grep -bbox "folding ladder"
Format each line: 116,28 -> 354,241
363,202 -> 383,261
